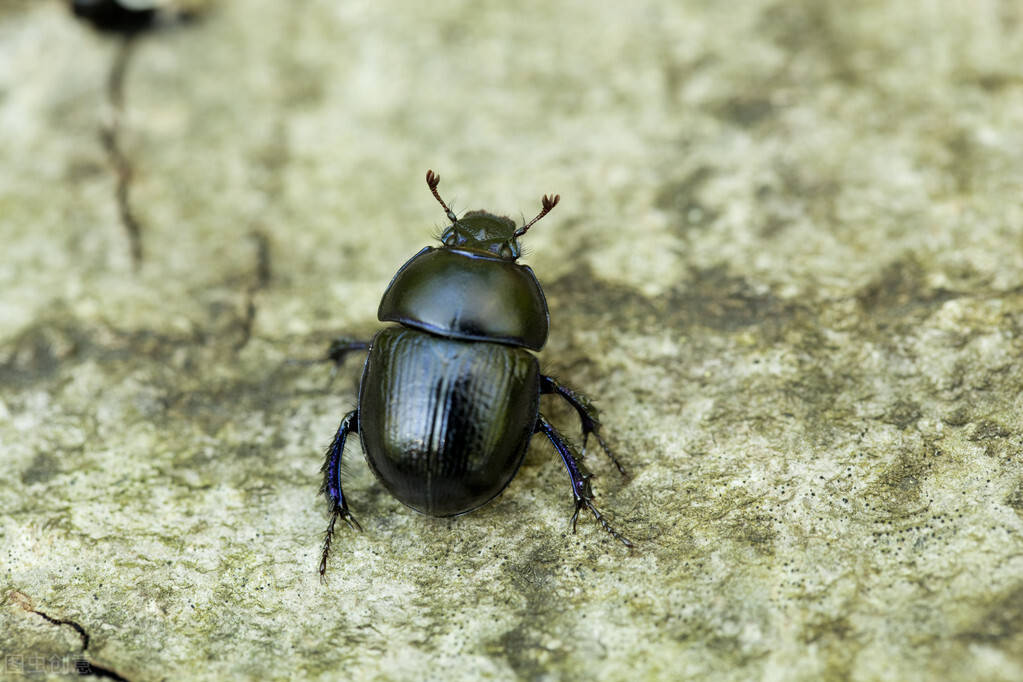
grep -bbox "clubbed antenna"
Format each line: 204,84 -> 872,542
425,169 -> 457,224
513,193 -> 560,238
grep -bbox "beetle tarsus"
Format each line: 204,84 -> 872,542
589,430 -> 627,476
541,375 -> 628,476
582,497 -> 634,548
319,510 -> 338,580
319,502 -> 362,581
319,410 -> 360,578
537,415 -> 633,548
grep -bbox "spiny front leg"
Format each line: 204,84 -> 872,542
540,375 -> 627,475
536,414 -> 633,548
319,409 -> 362,579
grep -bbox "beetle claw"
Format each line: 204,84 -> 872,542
343,511 -> 363,532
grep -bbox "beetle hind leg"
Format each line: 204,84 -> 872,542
540,375 -> 627,476
536,414 -> 633,548
319,409 -> 361,579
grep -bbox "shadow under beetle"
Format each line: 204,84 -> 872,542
318,170 -> 632,577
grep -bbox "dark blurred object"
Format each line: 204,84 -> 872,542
70,0 -> 158,33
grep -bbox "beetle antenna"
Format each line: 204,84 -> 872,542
513,193 -> 560,238
426,169 -> 458,224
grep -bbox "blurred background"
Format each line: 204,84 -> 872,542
2,1 -> 1023,680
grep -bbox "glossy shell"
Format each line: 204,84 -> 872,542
378,247 -> 549,350
358,326 -> 541,516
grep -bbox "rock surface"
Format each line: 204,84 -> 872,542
3,1 -> 1023,680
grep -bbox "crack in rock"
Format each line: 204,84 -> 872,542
99,36 -> 143,269
234,230 -> 273,351
8,590 -> 132,681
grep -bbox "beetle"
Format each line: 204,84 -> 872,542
317,170 -> 632,576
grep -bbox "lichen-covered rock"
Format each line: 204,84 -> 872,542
3,1 -> 1023,680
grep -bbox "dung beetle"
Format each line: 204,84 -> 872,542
317,170 -> 632,576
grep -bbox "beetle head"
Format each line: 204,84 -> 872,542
440,211 -> 523,259
426,170 -> 559,261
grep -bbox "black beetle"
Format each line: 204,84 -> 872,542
317,170 -> 632,576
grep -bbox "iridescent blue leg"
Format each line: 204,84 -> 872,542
540,375 -> 627,475
319,409 -> 361,579
535,414 -> 633,547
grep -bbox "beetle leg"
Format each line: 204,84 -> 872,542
540,375 -> 627,476
286,338 -> 369,387
327,337 -> 371,365
325,337 -> 370,378
536,415 -> 633,548
319,409 -> 362,579
306,337 -> 370,389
